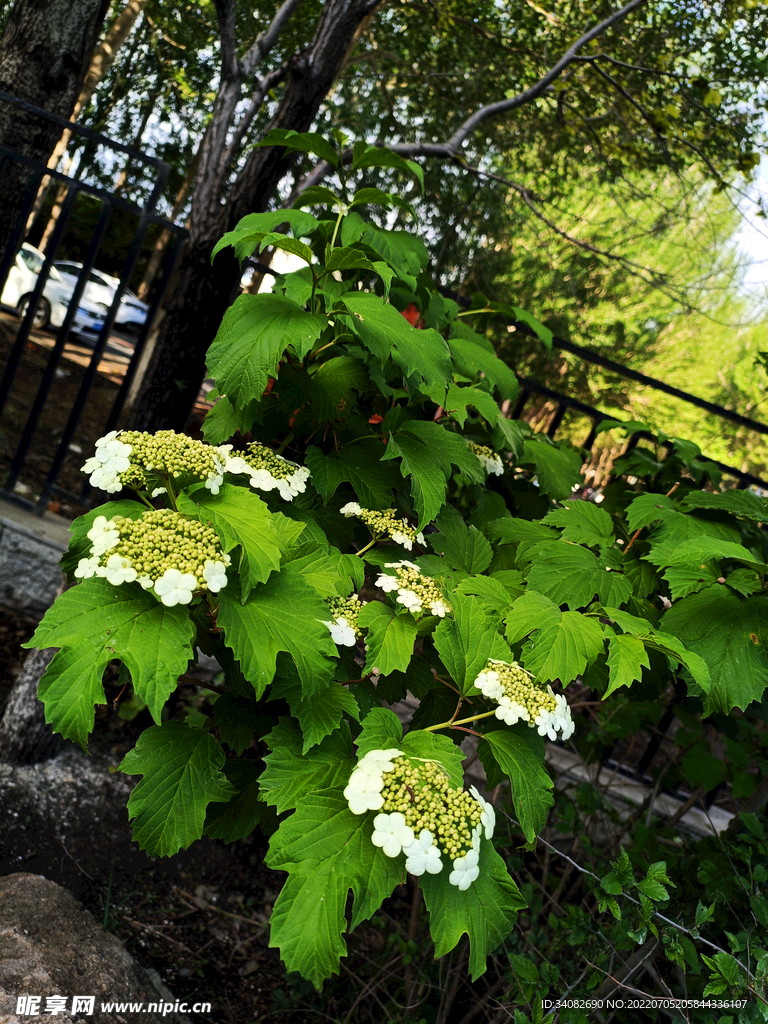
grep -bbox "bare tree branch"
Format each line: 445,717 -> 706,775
445,0 -> 649,153
212,0 -> 238,78
240,0 -> 309,79
218,63 -> 289,189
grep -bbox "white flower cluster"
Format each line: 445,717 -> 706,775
220,442 -> 310,501
321,594 -> 364,646
74,509 -> 230,607
340,503 -> 425,551
81,430 -> 226,495
468,443 -> 504,476
474,659 -> 575,741
343,750 -> 495,891
375,561 -> 451,617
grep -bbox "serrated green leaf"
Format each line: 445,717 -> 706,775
200,392 -> 262,444
276,679 -> 360,752
292,184 -> 343,208
257,231 -> 315,266
342,293 -> 452,393
383,421 -> 484,527
525,543 -> 632,610
604,633 -> 650,697
120,722 -> 235,856
304,441 -> 400,509
601,606 -> 711,691
505,592 -> 605,684
519,436 -> 583,501
434,592 -> 509,692
212,693 -> 264,754
355,707 -> 403,756
257,129 -> 339,167
650,536 -> 768,574
204,760 -> 270,843
218,572 -> 337,698
267,790 -> 402,988
479,731 -> 553,842
454,575 -> 520,616
724,568 -> 763,596
351,146 -> 424,191
349,186 -> 415,218
682,490 -> 768,523
662,586 -> 768,712
212,209 -> 319,262
488,517 -> 559,562
447,334 -> 519,401
544,500 -> 615,548
429,509 -> 492,573
206,293 -> 326,409
358,602 -> 417,675
624,492 -> 677,534
663,562 -> 720,601
177,483 -> 292,600
345,220 -> 428,290
307,355 -> 370,421
420,839 -> 526,980
261,719 -> 353,814
26,578 -> 194,744
323,247 -> 395,296
643,511 -> 741,565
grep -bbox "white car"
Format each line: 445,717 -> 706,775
0,242 -> 110,339
54,261 -> 149,335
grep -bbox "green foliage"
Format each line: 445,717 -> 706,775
27,139 -> 768,999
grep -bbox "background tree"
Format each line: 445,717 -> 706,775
0,0 -> 112,257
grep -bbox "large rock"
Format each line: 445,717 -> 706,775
0,874 -> 167,1024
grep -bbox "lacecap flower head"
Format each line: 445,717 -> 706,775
321,594 -> 365,647
81,429 -> 226,495
375,561 -> 451,617
339,503 -> 425,552
343,749 -> 493,890
75,508 -> 230,607
468,442 -> 504,476
220,442 -> 310,501
474,659 -> 575,741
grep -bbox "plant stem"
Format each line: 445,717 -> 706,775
424,709 -> 497,732
355,535 -> 379,557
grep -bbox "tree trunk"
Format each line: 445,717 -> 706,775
0,0 -> 111,259
128,0 -> 383,433
24,0 -> 147,233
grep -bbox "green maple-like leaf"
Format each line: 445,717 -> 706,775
447,331 -> 519,401
120,722 -> 235,857
206,293 -> 326,409
605,633 -> 651,697
267,791 -> 402,989
211,209 -> 320,263
178,484 -> 300,600
601,606 -> 711,691
429,509 -> 493,573
454,574 -> 522,617
400,729 -> 466,788
662,586 -> 768,712
383,420 -> 484,527
525,543 -> 632,609
624,493 -> 677,533
646,536 -> 768,574
304,442 -> 401,508
434,592 -> 510,693
204,760 -> 270,843
479,730 -> 553,842
545,500 -> 615,548
342,292 -> 452,392
505,592 -> 605,684
358,602 -> 417,675
643,511 -> 741,565
275,679 -> 360,752
26,578 -> 194,745
260,720 -> 354,814
682,489 -> 768,523
218,571 -> 337,699
663,563 -> 720,601
354,707 -> 403,756
519,436 -> 583,501
420,839 -> 526,980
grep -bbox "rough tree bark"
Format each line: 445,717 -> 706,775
128,0 -> 384,433
0,0 -> 112,258
0,647 -> 62,764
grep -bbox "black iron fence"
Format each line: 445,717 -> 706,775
0,91 -> 187,515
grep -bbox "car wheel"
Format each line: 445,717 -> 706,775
18,294 -> 51,329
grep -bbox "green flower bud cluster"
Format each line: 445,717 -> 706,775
374,561 -> 450,617
220,442 -> 310,500
339,502 -> 425,551
76,509 -> 230,606
475,659 -> 575,740
380,757 -> 482,861
321,594 -> 365,646
468,443 -> 503,476
81,429 -> 225,496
